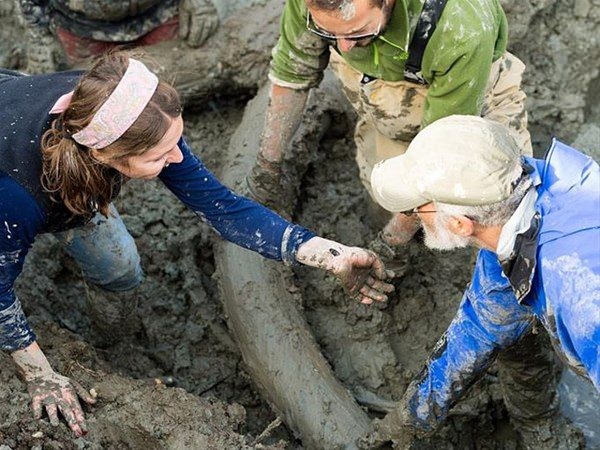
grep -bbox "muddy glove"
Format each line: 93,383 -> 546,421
296,237 -> 395,304
25,26 -> 63,74
247,84 -> 309,216
246,151 -> 294,217
381,213 -> 421,247
358,405 -> 428,449
12,342 -> 96,437
179,0 -> 219,48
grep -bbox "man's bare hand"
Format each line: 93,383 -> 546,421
27,371 -> 96,437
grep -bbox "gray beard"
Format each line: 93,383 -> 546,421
422,213 -> 472,251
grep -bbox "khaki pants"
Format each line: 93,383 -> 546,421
328,50 -> 533,198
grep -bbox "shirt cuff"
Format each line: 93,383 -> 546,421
268,73 -> 314,90
280,225 -> 316,266
0,297 -> 36,352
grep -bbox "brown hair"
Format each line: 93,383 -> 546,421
41,50 -> 182,219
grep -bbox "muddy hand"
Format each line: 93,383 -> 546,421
333,248 -> 395,304
296,237 -> 395,304
246,152 -> 291,216
27,370 -> 96,437
179,0 -> 219,48
381,213 -> 421,246
358,402 -> 431,449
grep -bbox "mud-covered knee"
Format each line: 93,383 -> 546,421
92,261 -> 144,293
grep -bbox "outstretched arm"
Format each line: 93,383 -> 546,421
159,139 -> 394,302
159,138 -> 314,263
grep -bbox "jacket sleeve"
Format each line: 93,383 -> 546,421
420,0 -> 503,128
0,176 -> 45,352
268,0 -> 329,89
158,138 -> 315,264
403,249 -> 535,430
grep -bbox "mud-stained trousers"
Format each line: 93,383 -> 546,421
328,50 -> 533,199
497,327 -> 560,429
54,204 -> 144,343
328,51 -> 558,427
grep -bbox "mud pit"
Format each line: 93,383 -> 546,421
1,0 -> 599,448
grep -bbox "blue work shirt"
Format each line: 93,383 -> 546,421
405,140 -> 600,430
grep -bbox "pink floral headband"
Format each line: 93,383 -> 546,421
49,58 -> 159,149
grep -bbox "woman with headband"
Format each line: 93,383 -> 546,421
0,52 -> 394,436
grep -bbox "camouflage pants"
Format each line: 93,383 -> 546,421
329,50 -> 533,199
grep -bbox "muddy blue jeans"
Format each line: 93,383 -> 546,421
55,204 -> 143,292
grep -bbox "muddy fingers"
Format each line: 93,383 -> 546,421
31,395 -> 43,420
58,398 -> 85,437
25,369 -> 93,437
367,276 -> 395,293
360,285 -> 388,302
45,402 -> 60,427
72,380 -> 97,405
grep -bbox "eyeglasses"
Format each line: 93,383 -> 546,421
306,10 -> 384,42
402,208 -> 437,217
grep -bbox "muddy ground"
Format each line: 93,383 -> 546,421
1,0 -> 599,448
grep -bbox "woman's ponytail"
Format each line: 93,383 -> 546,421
41,119 -> 119,218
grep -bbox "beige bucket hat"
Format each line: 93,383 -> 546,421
370,115 -> 523,212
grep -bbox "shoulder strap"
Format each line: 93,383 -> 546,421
404,0 -> 449,84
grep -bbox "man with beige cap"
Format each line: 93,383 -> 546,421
362,115 -> 599,448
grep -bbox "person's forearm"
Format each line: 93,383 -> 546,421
12,341 -> 53,381
259,83 -> 309,163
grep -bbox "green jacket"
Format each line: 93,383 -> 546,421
269,0 -> 509,127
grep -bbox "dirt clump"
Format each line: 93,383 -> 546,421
0,322 -> 288,450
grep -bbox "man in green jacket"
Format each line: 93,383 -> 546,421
246,0 -> 576,446
248,0 -> 531,244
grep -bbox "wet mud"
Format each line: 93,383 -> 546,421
0,0 -> 599,448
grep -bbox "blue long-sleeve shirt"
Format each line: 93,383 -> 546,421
0,137 -> 315,352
